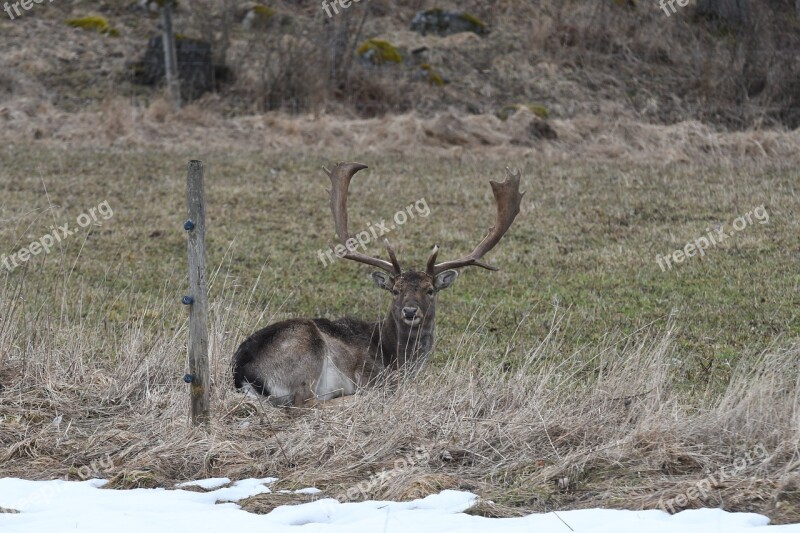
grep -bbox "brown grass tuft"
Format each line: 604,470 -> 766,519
5,96 -> 800,165
0,275 -> 797,521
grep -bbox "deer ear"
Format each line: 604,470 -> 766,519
434,269 -> 458,291
371,271 -> 393,291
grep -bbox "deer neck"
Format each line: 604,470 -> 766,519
377,313 -> 435,371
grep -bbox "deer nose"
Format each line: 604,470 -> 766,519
402,307 -> 418,320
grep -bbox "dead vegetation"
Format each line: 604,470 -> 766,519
0,145 -> 796,523
0,275 -> 798,522
1,0 -> 799,524
3,0 -> 800,146
4,91 -> 800,165
4,0 -> 800,163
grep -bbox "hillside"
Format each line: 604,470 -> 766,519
2,0 -> 800,161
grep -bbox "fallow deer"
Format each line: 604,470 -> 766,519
232,162 -> 523,406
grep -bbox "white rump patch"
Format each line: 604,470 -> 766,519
315,356 -> 356,400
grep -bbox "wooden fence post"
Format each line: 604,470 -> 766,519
161,0 -> 181,109
184,160 -> 210,425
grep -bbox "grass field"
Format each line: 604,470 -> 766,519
1,144 -> 799,521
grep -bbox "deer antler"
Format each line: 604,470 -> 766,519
427,168 -> 523,276
325,162 -> 401,275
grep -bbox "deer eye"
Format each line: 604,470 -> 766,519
427,289 -> 435,296
392,289 -> 400,296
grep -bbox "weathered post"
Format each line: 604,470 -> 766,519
184,160 -> 210,425
161,0 -> 181,109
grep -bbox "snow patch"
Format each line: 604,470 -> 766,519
0,477 -> 797,533
176,477 -> 231,490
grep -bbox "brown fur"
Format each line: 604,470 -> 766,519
233,162 -> 520,407
232,270 -> 455,406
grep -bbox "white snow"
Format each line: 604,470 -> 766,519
1,476 -> 798,533
175,477 -> 231,490
292,487 -> 322,494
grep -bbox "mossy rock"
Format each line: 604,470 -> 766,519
420,64 -> 446,87
459,13 -> 488,30
66,16 -> 120,37
357,39 -> 403,65
253,4 -> 274,16
242,4 -> 276,30
528,104 -> 549,119
497,103 -> 549,121
410,9 -> 488,37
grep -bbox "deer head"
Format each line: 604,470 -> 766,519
324,162 -> 523,366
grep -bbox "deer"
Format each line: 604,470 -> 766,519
232,162 -> 523,407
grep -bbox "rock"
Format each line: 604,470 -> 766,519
506,107 -> 558,145
241,4 -> 280,30
65,16 -> 120,37
240,3 -> 293,31
410,9 -> 489,37
695,0 -> 750,28
356,39 -> 404,65
132,35 -> 225,101
424,113 -> 505,146
418,64 -> 446,86
497,103 -> 549,121
530,120 -> 558,140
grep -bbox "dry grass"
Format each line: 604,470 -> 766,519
1,1 -> 800,522
0,283 -> 798,521
3,98 -> 800,166
4,0 -> 800,132
0,143 -> 798,521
